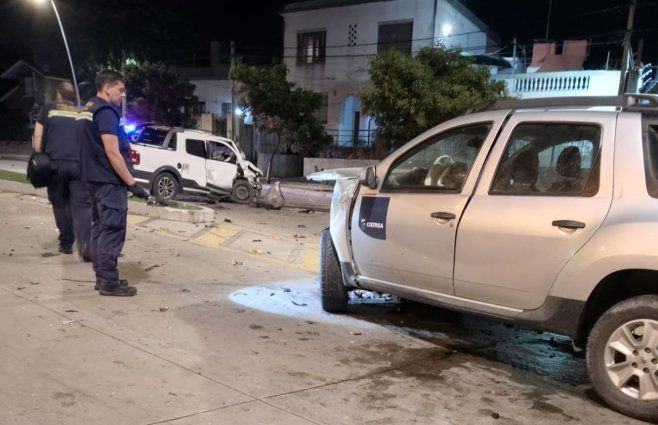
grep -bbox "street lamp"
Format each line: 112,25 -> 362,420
32,0 -> 81,108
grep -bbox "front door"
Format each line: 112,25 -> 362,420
205,140 -> 237,192
350,122 -> 495,294
454,112 -> 616,310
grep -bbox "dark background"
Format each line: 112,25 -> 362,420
0,0 -> 656,76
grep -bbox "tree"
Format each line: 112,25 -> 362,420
122,61 -> 199,128
362,44 -> 507,150
230,63 -> 331,180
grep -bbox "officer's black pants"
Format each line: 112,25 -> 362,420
47,160 -> 92,256
88,183 -> 127,287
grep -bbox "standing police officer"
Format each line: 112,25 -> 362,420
33,82 -> 92,259
78,70 -> 150,297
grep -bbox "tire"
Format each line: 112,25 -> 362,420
231,179 -> 255,204
586,295 -> 658,423
153,172 -> 179,203
320,228 -> 348,313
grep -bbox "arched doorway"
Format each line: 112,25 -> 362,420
339,95 -> 361,146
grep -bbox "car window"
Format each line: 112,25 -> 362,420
166,133 -> 177,151
382,123 -> 492,192
137,128 -> 168,146
186,139 -> 206,158
490,123 -> 601,196
207,141 -> 236,163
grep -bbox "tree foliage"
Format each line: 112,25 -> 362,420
362,44 -> 507,150
230,63 -> 331,157
122,61 -> 199,128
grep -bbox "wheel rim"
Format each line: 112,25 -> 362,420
234,185 -> 249,201
604,319 -> 658,401
157,177 -> 175,199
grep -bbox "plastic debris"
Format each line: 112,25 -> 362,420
159,306 -> 169,312
232,259 -> 244,266
258,181 -> 285,210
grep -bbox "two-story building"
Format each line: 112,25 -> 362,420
281,0 -> 497,146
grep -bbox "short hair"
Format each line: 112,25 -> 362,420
95,69 -> 126,92
56,82 -> 76,104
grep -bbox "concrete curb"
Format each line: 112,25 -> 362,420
0,154 -> 30,161
128,201 -> 215,223
0,179 -> 214,224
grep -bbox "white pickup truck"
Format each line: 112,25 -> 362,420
130,125 -> 262,203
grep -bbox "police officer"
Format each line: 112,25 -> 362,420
78,70 -> 150,297
33,82 -> 92,259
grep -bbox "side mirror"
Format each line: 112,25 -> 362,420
361,166 -> 378,189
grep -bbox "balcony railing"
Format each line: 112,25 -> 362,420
492,70 -> 622,99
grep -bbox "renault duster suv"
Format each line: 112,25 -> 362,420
319,95 -> 658,422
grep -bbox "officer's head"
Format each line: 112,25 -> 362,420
55,82 -> 76,105
95,69 -> 126,108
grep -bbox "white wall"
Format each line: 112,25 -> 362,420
434,0 -> 487,54
190,79 -> 232,116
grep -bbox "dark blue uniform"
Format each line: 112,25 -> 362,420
36,103 -> 92,257
78,97 -> 134,289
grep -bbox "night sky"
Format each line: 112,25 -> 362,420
0,0 -> 656,77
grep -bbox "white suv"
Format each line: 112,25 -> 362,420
319,95 -> 658,422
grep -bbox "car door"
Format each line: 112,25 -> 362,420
453,111 -> 616,310
350,116 -> 504,295
205,140 -> 238,192
180,136 -> 207,187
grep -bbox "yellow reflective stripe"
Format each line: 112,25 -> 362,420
48,110 -> 79,119
76,111 -> 93,121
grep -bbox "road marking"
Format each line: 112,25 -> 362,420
3,190 -> 320,274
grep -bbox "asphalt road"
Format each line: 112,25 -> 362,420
0,178 -> 649,424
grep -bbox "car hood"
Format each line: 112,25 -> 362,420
306,167 -> 364,182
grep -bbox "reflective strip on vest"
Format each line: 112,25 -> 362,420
48,110 -> 79,119
76,111 -> 93,121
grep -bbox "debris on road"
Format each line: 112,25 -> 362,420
224,218 -> 232,223
62,320 -> 77,325
159,306 -> 169,312
259,181 -> 285,210
144,264 -> 163,272
291,301 -> 308,307
232,259 -> 244,266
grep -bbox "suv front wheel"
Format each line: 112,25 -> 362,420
320,228 -> 348,313
586,295 -> 658,423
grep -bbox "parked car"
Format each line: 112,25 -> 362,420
315,95 -> 658,422
130,124 -> 262,203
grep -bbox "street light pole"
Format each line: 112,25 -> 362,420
41,0 -> 81,108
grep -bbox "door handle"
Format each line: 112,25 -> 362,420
431,212 -> 456,220
552,220 -> 586,229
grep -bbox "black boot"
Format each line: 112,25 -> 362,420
99,283 -> 137,297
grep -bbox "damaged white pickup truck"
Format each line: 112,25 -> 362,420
311,95 -> 658,422
131,125 -> 262,203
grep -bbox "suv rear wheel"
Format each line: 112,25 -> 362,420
586,295 -> 658,423
153,172 -> 179,203
320,228 -> 348,313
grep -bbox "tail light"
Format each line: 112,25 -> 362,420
130,149 -> 140,165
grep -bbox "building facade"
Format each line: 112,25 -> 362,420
282,0 -> 497,146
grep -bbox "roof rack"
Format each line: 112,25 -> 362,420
489,94 -> 658,111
